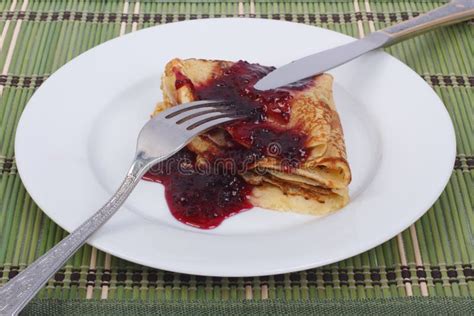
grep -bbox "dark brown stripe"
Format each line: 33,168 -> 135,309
401,265 -> 412,284
3,264 -> 472,288
370,270 -> 382,287
386,268 -> 397,286
132,270 -> 143,286
288,272 -> 299,284
447,266 -> 459,284
463,264 -> 473,282
195,275 -> 208,287
100,270 -> 111,287
115,269 -> 127,286
467,156 -> 474,169
86,268 -> 97,287
454,155 -> 474,171
4,10 -> 472,28
423,75 -> 474,87
0,11 -> 209,24
1,158 -> 15,174
53,269 -> 66,287
431,266 -> 443,284
306,272 -> 316,286
0,75 -> 48,88
8,270 -> 19,279
371,11 -> 420,23
4,10 -> 463,25
147,270 -> 158,288
416,265 -> 427,284
69,269 -> 81,286
339,270 -> 349,286
422,75 -> 474,87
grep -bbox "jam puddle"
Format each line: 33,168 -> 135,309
145,61 -> 311,229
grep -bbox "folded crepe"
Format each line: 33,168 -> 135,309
153,58 -> 351,216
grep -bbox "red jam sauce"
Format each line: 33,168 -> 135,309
143,149 -> 253,229
144,61 -> 310,229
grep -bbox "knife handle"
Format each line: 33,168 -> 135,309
378,0 -> 474,45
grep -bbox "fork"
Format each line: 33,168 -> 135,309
0,100 -> 241,315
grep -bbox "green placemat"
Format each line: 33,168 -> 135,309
22,298 -> 474,315
0,0 -> 472,313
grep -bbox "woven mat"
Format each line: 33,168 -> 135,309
21,298 -> 474,315
0,0 -> 472,312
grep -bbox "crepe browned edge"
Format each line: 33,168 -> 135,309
154,58 -> 351,216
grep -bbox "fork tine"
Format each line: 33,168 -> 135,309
174,107 -> 235,124
187,116 -> 242,136
184,112 -> 245,133
162,100 -> 228,119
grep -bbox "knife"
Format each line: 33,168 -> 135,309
254,0 -> 474,90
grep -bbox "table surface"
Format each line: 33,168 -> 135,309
0,0 -> 472,312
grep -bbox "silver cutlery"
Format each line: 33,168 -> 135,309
1,0 -> 473,313
0,100 -> 241,315
255,0 -> 474,90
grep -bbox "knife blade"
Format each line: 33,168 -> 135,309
254,32 -> 391,91
254,0 -> 474,90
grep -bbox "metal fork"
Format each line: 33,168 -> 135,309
0,100 -> 241,315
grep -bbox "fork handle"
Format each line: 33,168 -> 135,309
377,0 -> 474,45
0,154 -> 153,315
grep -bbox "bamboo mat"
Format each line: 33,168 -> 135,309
0,0 -> 472,308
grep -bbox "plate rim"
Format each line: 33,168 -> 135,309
14,18 -> 456,276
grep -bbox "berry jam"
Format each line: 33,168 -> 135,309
145,61 -> 310,229
174,71 -> 193,90
196,61 -> 294,124
143,149 -> 253,229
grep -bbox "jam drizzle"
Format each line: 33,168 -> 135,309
145,61 -> 310,229
144,149 -> 253,229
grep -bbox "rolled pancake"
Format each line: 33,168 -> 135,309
154,58 -> 351,216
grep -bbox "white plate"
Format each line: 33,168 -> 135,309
15,19 -> 455,276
